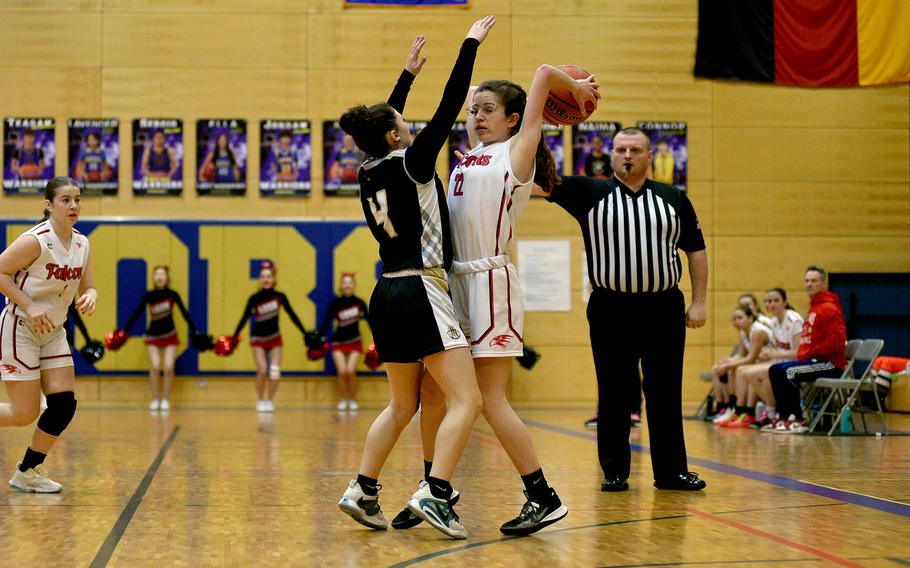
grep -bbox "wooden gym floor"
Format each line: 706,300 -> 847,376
1,402 -> 909,567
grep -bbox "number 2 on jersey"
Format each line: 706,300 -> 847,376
452,173 -> 464,196
369,189 -> 398,238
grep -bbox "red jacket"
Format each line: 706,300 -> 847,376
797,290 -> 847,369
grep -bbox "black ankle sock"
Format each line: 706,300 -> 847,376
744,406 -> 756,417
20,447 -> 46,472
356,474 -> 379,496
521,468 -> 551,500
426,476 -> 453,500
734,405 -> 746,415
423,460 -> 433,481
729,395 -> 738,408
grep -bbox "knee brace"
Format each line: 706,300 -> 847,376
37,391 -> 77,436
268,364 -> 281,381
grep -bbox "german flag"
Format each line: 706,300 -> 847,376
694,0 -> 910,87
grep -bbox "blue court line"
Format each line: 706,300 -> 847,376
522,418 -> 910,519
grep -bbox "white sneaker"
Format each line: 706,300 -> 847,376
9,463 -> 63,493
149,399 -> 160,411
337,399 -> 348,411
407,480 -> 468,539
264,400 -> 275,412
338,479 -> 387,530
348,400 -> 359,411
712,407 -> 735,424
256,400 -> 267,412
159,399 -> 170,411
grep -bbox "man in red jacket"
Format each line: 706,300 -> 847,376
766,266 -> 846,434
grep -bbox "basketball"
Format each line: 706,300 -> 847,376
18,163 -> 41,179
543,64 -> 596,126
200,162 -> 216,182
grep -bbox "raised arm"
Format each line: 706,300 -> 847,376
405,15 -> 495,184
387,36 -> 427,114
510,65 -> 600,183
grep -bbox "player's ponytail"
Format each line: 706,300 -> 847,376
339,103 -> 397,158
37,176 -> 81,224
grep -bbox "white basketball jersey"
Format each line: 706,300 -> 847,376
447,140 -> 533,262
740,320 -> 775,351
769,309 -> 804,350
8,222 -> 90,328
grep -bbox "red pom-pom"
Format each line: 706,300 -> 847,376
364,343 -> 381,370
214,335 -> 239,356
307,341 -> 328,361
104,329 -> 129,351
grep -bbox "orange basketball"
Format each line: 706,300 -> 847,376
543,65 -> 596,126
19,163 -> 41,179
200,163 -> 216,182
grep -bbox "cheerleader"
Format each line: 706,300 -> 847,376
120,266 -> 197,411
232,261 -> 308,411
319,273 -> 369,411
0,176 -> 96,492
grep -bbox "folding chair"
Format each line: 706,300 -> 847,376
807,339 -> 885,435
803,339 -> 862,416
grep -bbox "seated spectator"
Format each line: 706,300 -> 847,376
739,292 -> 774,327
870,356 -> 910,406
738,288 -> 804,428
766,266 -> 846,434
709,304 -> 774,426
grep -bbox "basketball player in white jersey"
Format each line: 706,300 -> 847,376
445,70 -> 598,535
0,176 -> 97,492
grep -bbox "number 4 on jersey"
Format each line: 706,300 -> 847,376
369,189 -> 398,237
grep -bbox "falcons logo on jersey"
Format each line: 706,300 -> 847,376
489,334 -> 512,350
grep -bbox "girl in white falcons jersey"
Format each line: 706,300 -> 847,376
0,177 -> 97,493
445,71 -> 599,535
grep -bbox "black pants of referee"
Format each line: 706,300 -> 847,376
588,286 -> 689,482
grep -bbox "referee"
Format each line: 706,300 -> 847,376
541,127 -> 708,492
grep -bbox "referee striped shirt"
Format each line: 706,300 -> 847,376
547,176 -> 705,293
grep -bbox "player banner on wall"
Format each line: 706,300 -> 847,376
447,121 -> 470,176
196,119 -> 247,196
133,118 -> 183,196
572,121 -> 620,179
260,119 -> 312,197
3,117 -> 55,195
637,121 -> 687,191
543,123 -> 565,175
323,121 -> 365,197
344,0 -> 469,6
68,119 -> 119,196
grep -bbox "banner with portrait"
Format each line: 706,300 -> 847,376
3,117 -> 55,195
133,118 -> 183,196
323,121 -> 364,197
260,119 -> 311,197
68,119 -> 119,196
637,121 -> 687,191
571,121 -> 620,179
196,119 -> 247,196
542,123 -> 565,175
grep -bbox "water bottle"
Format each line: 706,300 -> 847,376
840,406 -> 854,433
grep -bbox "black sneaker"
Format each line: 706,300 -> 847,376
654,472 -> 706,491
392,489 -> 459,530
499,489 -> 568,536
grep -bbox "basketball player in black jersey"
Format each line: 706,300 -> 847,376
120,266 -> 197,411
335,17 -> 495,540
231,261 -> 309,412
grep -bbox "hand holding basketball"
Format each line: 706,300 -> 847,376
466,15 -> 496,43
571,73 -> 600,115
405,35 -> 427,76
543,65 -> 601,126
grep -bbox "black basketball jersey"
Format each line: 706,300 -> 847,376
359,148 -> 452,273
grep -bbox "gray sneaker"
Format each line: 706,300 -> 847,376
338,479 -> 387,530
407,480 -> 467,539
8,463 -> 63,493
